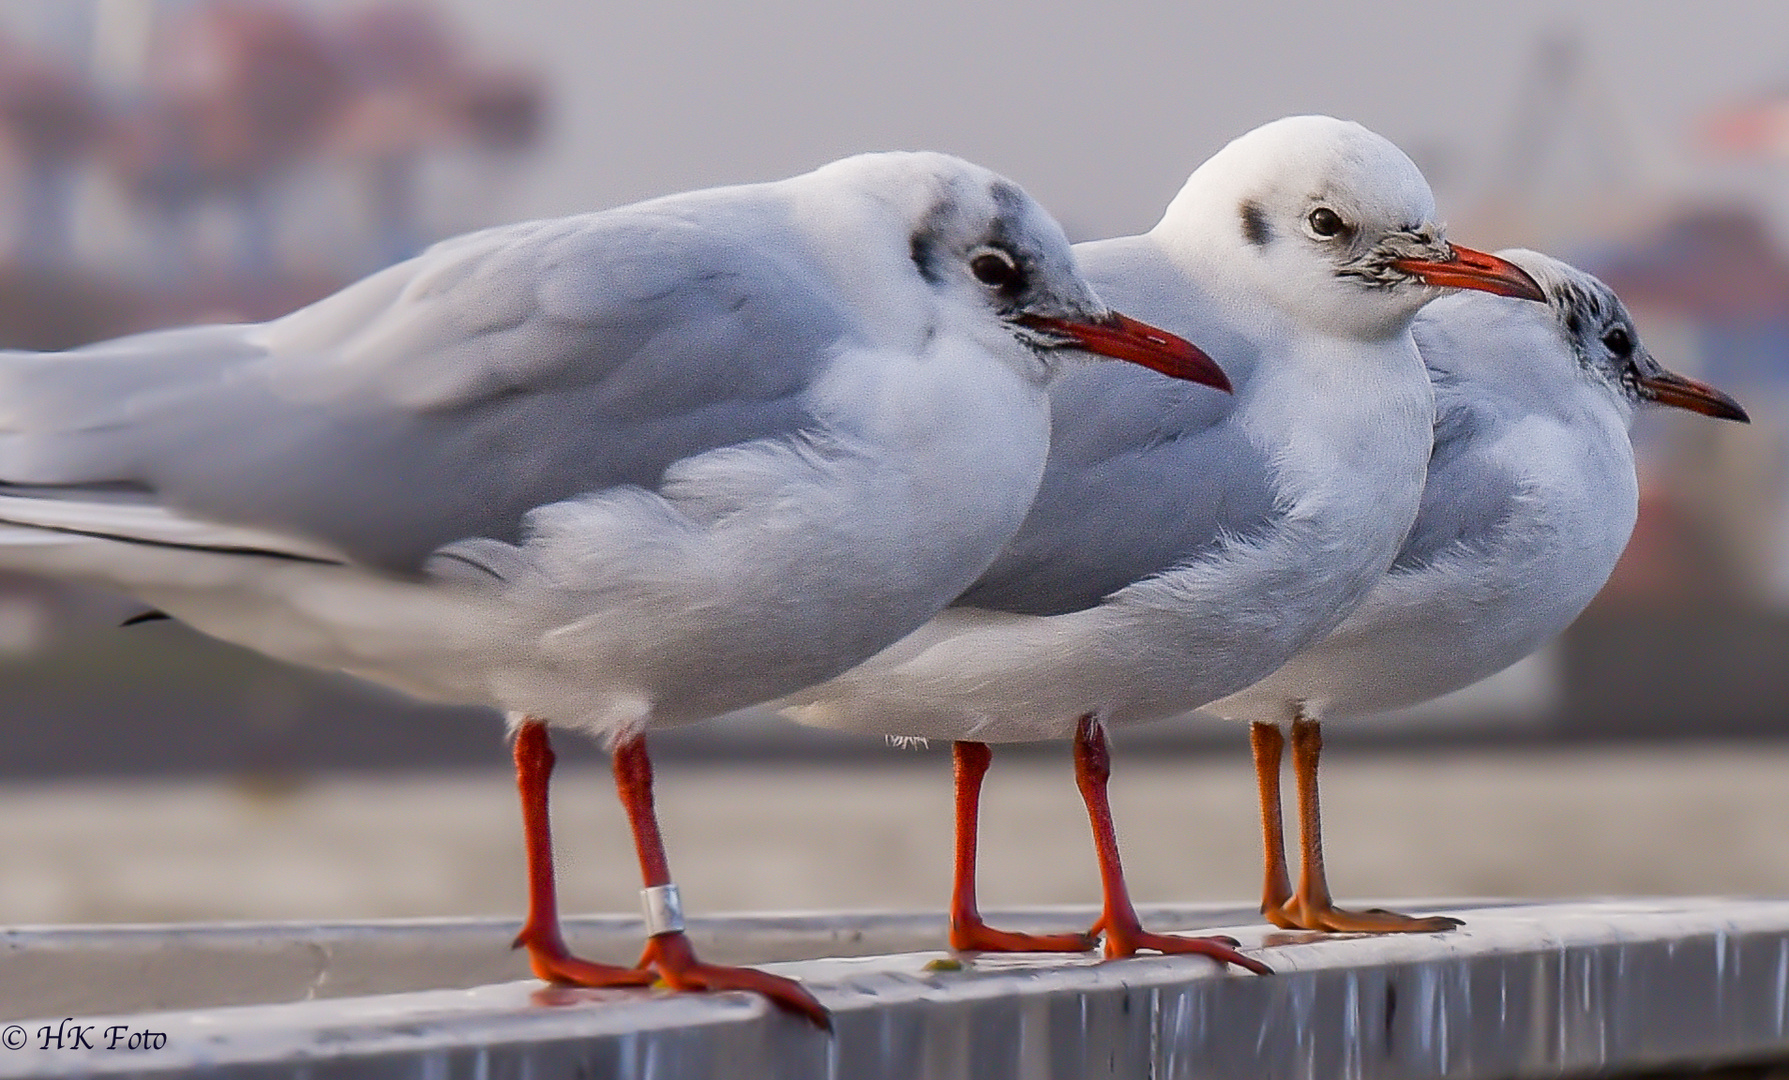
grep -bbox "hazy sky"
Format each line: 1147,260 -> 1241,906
1,0 -> 1784,240
428,0 -> 1789,239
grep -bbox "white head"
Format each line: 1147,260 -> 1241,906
1153,116 -> 1543,340
1498,249 -> 1748,424
796,152 -> 1228,391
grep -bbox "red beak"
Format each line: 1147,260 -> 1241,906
1638,368 -> 1749,422
1019,312 -> 1232,393
1390,244 -> 1546,302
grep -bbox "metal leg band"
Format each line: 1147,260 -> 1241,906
641,884 -> 685,936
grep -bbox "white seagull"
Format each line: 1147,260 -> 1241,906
785,117 -> 1544,962
1205,250 -> 1747,933
0,151 -> 1229,1026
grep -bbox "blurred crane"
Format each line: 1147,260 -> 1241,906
1466,27 -> 1670,251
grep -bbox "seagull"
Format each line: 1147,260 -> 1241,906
1204,250 -> 1748,933
785,117 -> 1544,963
0,150 -> 1228,1027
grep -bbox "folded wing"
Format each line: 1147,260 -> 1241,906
0,204 -> 849,573
956,235 -> 1276,616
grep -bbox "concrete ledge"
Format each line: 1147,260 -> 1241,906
0,903 -> 1271,1020
2,900 -> 1787,1078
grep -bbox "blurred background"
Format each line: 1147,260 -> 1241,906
0,0 -> 1787,927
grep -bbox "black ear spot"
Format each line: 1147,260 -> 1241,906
1240,201 -> 1271,247
910,232 -> 941,284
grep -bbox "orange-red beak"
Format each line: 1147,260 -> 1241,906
1638,368 -> 1750,422
1019,312 -> 1232,393
1391,244 -> 1546,302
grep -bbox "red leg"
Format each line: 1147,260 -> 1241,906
1250,721 -> 1300,929
948,741 -> 1097,953
611,736 -> 832,1029
509,719 -> 654,987
1073,716 -> 1271,974
1275,715 -> 1463,934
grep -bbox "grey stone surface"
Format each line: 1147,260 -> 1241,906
1,900 -> 1787,1078
0,904 -> 1270,1020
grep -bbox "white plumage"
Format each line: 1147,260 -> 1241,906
1206,250 -> 1747,933
783,116 -> 1545,961
0,150 -> 1224,1021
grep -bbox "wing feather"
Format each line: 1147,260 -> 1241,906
957,234 -> 1276,615
0,200 -> 851,572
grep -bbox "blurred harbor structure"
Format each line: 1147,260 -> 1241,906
0,0 -> 543,342
0,9 -> 1783,773
1397,31 -> 1789,740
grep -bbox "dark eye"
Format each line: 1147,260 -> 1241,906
1602,326 -> 1633,358
970,250 -> 1025,295
1307,207 -> 1346,238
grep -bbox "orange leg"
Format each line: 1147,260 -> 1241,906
510,719 -> 655,987
1249,722 -> 1300,929
610,734 -> 831,1029
947,741 -> 1098,953
1270,715 -> 1462,934
508,719 -> 829,1028
1072,716 -> 1270,974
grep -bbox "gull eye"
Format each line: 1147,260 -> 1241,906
1601,326 -> 1633,358
1307,207 -> 1346,238
970,249 -> 1025,295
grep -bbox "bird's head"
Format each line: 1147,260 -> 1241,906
1501,248 -> 1747,423
1155,115 -> 1543,340
809,151 -> 1230,393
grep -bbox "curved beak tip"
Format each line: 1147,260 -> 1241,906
1641,370 -> 1750,423
1393,245 -> 1546,303
1021,312 -> 1232,394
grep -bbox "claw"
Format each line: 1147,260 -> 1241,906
513,924 -> 657,987
1103,925 -> 1273,975
642,931 -> 831,1031
1270,899 -> 1463,935
950,919 -> 1097,954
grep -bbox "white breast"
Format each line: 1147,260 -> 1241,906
786,331 -> 1436,742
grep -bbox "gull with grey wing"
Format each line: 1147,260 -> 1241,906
1206,250 -> 1748,933
0,151 -> 1229,1025
786,117 -> 1545,962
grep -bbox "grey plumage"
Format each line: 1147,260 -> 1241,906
1388,253 -> 1651,577
0,211 -> 847,572
1207,249 -> 1745,725
1386,374 -> 1528,572
0,149 -> 1224,740
957,235 -> 1278,616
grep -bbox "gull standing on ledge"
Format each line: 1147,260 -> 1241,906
1206,250 -> 1748,933
786,117 -> 1543,962
0,151 -> 1230,1027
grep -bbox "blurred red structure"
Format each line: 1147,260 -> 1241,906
0,0 -> 544,294
1595,209 -> 1789,324
0,37 -> 106,265
108,1 -> 346,275
328,4 -> 543,263
1700,90 -> 1789,160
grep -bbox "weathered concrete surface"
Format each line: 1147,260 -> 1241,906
2,904 -> 1271,1020
2,900 -> 1788,1079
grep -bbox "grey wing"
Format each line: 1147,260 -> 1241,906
0,208 -> 849,571
1389,369 -> 1524,571
957,235 -> 1276,615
